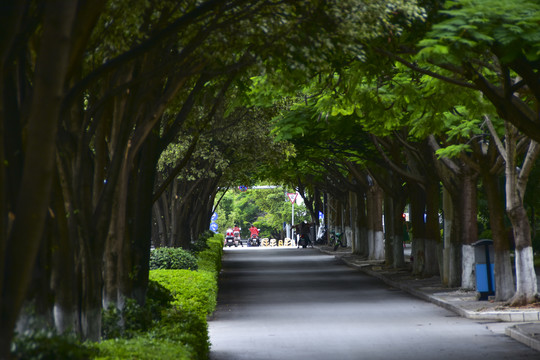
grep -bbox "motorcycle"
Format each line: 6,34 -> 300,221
225,228 -> 236,247
248,233 -> 260,246
297,234 -> 312,248
233,230 -> 243,247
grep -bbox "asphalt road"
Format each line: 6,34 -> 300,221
208,247 -> 538,360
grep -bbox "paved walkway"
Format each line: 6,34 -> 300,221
317,245 -> 540,352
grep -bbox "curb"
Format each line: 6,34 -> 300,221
505,324 -> 540,352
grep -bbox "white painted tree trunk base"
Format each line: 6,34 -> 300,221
54,305 -> 79,334
373,231 -> 385,260
368,229 -> 374,259
461,245 -> 475,290
345,226 -> 353,247
494,251 -> 515,301
511,246 -> 539,305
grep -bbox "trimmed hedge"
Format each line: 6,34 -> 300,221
93,233 -> 223,360
12,234 -> 223,360
149,269 -> 217,318
94,336 -> 191,360
149,247 -> 198,270
11,328 -> 99,360
197,236 -> 223,275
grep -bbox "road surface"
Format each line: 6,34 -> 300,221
208,247 -> 538,360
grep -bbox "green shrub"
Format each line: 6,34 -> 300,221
101,304 -> 122,340
146,278 -> 175,318
149,269 -> 217,318
101,299 -> 154,340
197,237 -> 223,273
95,336 -> 191,360
149,247 -> 198,270
95,233 -> 223,360
190,230 -> 214,254
148,308 -> 210,360
101,280 -> 174,339
11,328 -> 98,360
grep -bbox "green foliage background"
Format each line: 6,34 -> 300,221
213,186 -> 309,239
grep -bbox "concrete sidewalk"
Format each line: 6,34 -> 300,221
317,245 -> 540,352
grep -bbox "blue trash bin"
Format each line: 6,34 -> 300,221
473,239 -> 495,300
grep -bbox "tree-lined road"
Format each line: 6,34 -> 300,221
209,248 -> 537,360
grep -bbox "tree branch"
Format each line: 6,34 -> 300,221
374,47 -> 477,89
371,135 -> 426,186
427,135 -> 461,175
483,115 -> 507,163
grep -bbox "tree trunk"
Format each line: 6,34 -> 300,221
392,196 -> 406,269
0,3 -> 77,355
460,174 -> 478,290
370,184 -> 384,260
424,176 -> 441,277
482,168 -> 515,301
355,190 -> 368,257
348,191 -> 359,254
442,186 -> 462,287
384,194 -> 394,266
128,141 -> 160,305
410,184 -> 426,275
50,174 -> 79,334
505,123 -> 539,305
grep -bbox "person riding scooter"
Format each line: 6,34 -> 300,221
297,221 -> 313,248
248,225 -> 260,246
225,228 -> 236,247
232,224 -> 243,246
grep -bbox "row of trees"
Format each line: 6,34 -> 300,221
1,0 -> 422,357
264,0 -> 540,307
3,0 -> 539,357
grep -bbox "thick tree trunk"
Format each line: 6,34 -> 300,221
509,205 -> 538,305
0,3 -> 77,356
128,143 -> 159,305
367,191 -> 375,259
349,192 -> 359,253
355,190 -> 369,256
410,184 -> 426,275
370,184 -> 384,260
384,194 -> 394,266
79,244 -> 103,341
442,187 -> 462,287
504,123 -> 539,305
152,201 -> 166,248
392,197 -> 406,269
424,176 -> 440,277
460,174 -> 478,290
483,170 -> 515,301
50,175 -> 79,334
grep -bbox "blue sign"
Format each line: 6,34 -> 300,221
211,212 -> 218,221
319,211 -> 324,220
210,222 -> 218,232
